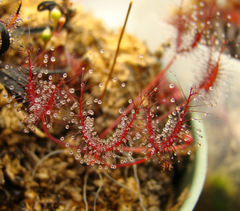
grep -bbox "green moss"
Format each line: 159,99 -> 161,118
195,171 -> 237,211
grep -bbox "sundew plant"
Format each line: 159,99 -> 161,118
0,0 -> 237,170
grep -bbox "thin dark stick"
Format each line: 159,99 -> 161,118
98,1 -> 133,104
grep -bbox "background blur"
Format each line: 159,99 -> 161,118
79,0 -> 240,210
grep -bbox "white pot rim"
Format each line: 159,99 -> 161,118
180,116 -> 208,210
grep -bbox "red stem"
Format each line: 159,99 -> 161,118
79,82 -> 144,153
99,55 -> 177,138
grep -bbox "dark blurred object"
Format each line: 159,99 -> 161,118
0,64 -> 28,97
0,22 -> 10,56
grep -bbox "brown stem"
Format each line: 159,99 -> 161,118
97,1 -> 133,111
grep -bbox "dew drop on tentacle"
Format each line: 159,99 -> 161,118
169,83 -> 174,89
69,88 -> 75,94
187,150 -> 192,155
50,56 -> 55,62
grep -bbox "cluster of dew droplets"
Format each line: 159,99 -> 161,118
63,86 -> 188,166
22,53 -> 72,133
181,0 -> 240,56
174,1 -> 215,53
160,108 -> 185,143
74,110 -> 131,161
